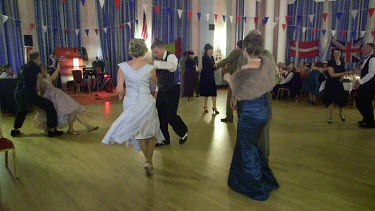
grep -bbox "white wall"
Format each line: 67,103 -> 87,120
18,0 -> 38,60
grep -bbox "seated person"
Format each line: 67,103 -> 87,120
272,63 -> 294,96
0,65 -> 14,79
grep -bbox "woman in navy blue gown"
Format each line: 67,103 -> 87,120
224,30 -> 279,201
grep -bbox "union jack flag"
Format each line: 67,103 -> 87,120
331,38 -> 363,63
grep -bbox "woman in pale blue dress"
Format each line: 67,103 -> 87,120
102,39 -> 164,176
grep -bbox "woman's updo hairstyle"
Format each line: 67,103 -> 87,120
243,30 -> 264,57
204,43 -> 213,55
129,38 -> 148,58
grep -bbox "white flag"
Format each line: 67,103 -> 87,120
127,22 -> 131,28
229,16 -> 233,23
99,0 -> 105,8
351,10 -> 358,19
360,31 -> 366,37
143,4 -> 148,13
75,29 -> 80,35
309,14 -> 315,23
2,15 -> 8,23
42,26 -> 48,33
178,10 -> 182,19
331,30 -> 336,37
302,27 -> 307,33
206,13 -> 210,22
103,27 -> 108,34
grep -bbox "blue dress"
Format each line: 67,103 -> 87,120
228,94 -> 279,201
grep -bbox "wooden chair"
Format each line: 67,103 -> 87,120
72,70 -> 91,93
277,88 -> 292,101
0,121 -> 19,179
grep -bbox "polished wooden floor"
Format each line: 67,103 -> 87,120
1,90 -> 374,210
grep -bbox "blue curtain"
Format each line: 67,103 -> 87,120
96,0 -> 136,86
0,0 -> 24,74
34,0 -> 82,65
152,0 -> 192,52
235,0 -> 244,42
287,0 -> 369,67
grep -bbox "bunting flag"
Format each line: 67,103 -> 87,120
154,6 -> 160,14
80,0 -> 85,6
368,8 -> 375,17
94,28 -> 99,35
331,30 -> 336,37
230,16 -> 233,23
351,10 -> 358,19
114,0 -> 120,9
322,13 -> 328,22
85,29 -> 89,36
312,28 -> 317,35
62,0 -> 66,4
103,27 -> 108,34
42,25 -> 47,33
99,0 -> 105,8
309,14 -> 314,23
372,31 -> 375,37
242,17 -> 246,23
15,20 -> 21,26
167,8 -> 173,16
119,23 -> 124,30
322,29 -> 326,36
2,15 -> 8,23
75,29 -> 80,35
336,12 -> 342,20
262,17 -> 269,26
290,40 -> 319,58
341,30 -> 346,37
206,13 -> 210,22
254,17 -> 259,24
197,12 -> 201,20
178,10 -> 182,19
187,11 -> 192,19
360,31 -> 366,37
29,23 -> 35,31
236,16 -> 241,23
285,16 -> 291,24
65,29 -> 70,34
141,12 -> 148,39
222,15 -> 226,22
351,31 -> 356,38
143,4 -> 148,13
331,38 -> 363,62
302,27 -> 307,33
127,22 -> 131,28
214,14 -> 218,22
135,19 -> 138,25
297,15 -> 302,23
282,23 -> 287,31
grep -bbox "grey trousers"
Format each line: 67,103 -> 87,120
258,92 -> 272,158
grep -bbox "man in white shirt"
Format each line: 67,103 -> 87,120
151,40 -> 188,146
354,43 -> 375,128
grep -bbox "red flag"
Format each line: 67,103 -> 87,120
214,14 -> 218,22
368,8 -> 375,17
372,31 -> 375,37
282,24 -> 287,31
120,24 -> 124,30
94,28 -> 99,35
29,23 -> 35,31
254,17 -> 259,24
62,0 -> 66,3
312,28 -> 317,35
341,30 -> 346,37
236,16 -> 240,23
187,11 -> 192,19
285,16 -> 291,24
65,29 -> 70,34
290,40 -> 319,58
141,12 -> 148,39
155,6 -> 160,15
115,0 -> 121,9
322,13 -> 328,22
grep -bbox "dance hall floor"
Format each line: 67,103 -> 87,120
1,89 -> 374,210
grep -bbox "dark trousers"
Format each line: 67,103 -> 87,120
355,86 -> 375,125
156,85 -> 188,143
14,88 -> 58,129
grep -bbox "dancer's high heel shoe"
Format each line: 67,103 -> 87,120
144,161 -> 153,177
212,108 -> 219,115
203,107 -> 208,113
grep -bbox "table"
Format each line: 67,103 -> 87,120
0,79 -> 17,115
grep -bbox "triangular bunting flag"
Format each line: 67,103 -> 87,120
312,28 -> 317,35
187,11 -> 192,19
214,14 -> 218,22
297,15 -> 302,23
351,31 -> 356,38
2,15 -> 8,24
75,29 -> 80,35
120,24 -> 124,30
85,29 -> 89,36
103,28 -> 108,34
81,0 -> 85,6
309,14 -> 314,23
285,16 -> 291,24
331,30 -> 336,37
143,4 -> 148,13
254,17 -> 259,24
372,31 -> 375,37
154,6 -> 160,15
243,17 -> 247,23
167,8 -> 173,16
42,26 -> 47,33
302,27 -> 307,33
29,23 -> 35,31
135,19 -> 138,25
206,13 -> 210,22
65,29 -> 70,34
336,12 -> 342,20
62,0 -> 66,4
341,30 -> 346,37
99,0 -> 105,8
222,15 -> 226,22
15,20 -> 21,26
322,29 -> 326,36
262,17 -> 269,26
236,16 -> 241,23
127,22 -> 131,28
322,13 -> 328,22
115,0 -> 121,9
197,12 -> 201,20
369,8 -> 375,17
282,23 -> 287,31
229,16 -> 233,23
178,10 -> 182,19
94,29 -> 99,35
351,10 -> 358,19
360,31 -> 366,37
